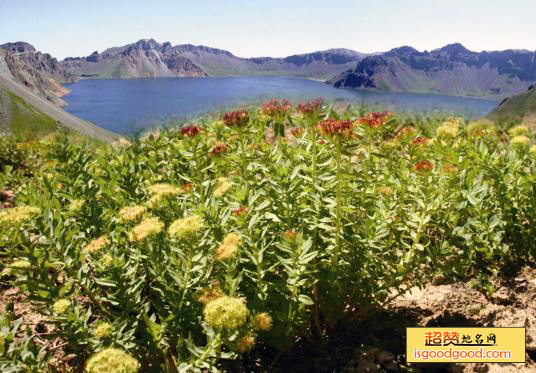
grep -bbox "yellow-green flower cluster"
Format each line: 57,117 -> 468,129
511,135 -> 530,147
198,286 -> 225,304
83,235 -> 109,255
148,195 -> 166,208
99,254 -> 114,268
9,259 -> 31,271
213,177 -> 231,197
147,183 -> 181,208
204,296 -> 248,330
68,199 -> 84,212
377,186 -> 394,197
237,334 -> 255,353
0,206 -> 41,225
467,119 -> 495,137
437,125 -> 459,137
530,145 -> 536,155
168,215 -> 203,240
119,205 -> 146,222
442,117 -> 465,128
128,217 -> 164,241
215,233 -> 242,261
95,322 -> 113,339
52,299 -> 71,315
85,348 -> 140,373
437,117 -> 462,138
252,312 -> 273,331
147,183 -> 181,196
509,125 -> 529,137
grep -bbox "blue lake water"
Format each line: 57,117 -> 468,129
64,76 -> 499,134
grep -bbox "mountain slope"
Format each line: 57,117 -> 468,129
59,39 -> 366,80
328,43 -> 536,98
488,84 -> 536,123
0,42 -> 76,107
0,75 -> 117,141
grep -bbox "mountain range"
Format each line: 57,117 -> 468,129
0,39 -> 368,108
1,39 -> 536,121
328,43 -> 536,98
58,38 -> 367,80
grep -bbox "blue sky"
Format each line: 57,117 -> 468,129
1,0 -> 535,59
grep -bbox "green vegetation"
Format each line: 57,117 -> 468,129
1,102 -> 536,371
488,85 -> 536,124
6,91 -> 65,136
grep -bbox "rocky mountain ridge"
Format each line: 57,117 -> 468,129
0,42 -> 76,107
328,43 -> 536,98
58,38 -> 366,80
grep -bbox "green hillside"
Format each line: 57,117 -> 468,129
0,86 -> 66,137
0,75 -> 117,141
488,84 -> 536,123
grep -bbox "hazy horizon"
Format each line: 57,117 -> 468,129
1,0 -> 536,60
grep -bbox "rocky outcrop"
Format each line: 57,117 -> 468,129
328,43 -> 536,98
0,42 -> 76,107
0,50 -> 14,80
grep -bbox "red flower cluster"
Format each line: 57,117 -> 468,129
317,119 -> 354,138
232,205 -> 249,217
296,98 -> 323,116
442,164 -> 458,174
261,99 -> 292,119
181,125 -> 203,137
181,183 -> 193,192
358,111 -> 393,129
209,142 -> 230,157
290,127 -> 303,137
224,109 -> 250,128
412,137 -> 430,146
413,160 -> 434,172
283,229 -> 298,240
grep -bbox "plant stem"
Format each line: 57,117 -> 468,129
334,138 -> 342,267
239,128 -> 249,193
310,119 -> 320,253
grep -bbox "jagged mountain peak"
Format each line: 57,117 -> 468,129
133,38 -> 162,50
385,46 -> 419,57
434,43 -> 472,54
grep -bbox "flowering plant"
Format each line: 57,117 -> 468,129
1,107 -> 535,372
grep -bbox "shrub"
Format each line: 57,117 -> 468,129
2,103 -> 536,370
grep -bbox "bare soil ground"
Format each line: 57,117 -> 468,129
259,267 -> 536,373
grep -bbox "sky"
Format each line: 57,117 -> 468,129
1,0 -> 535,60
